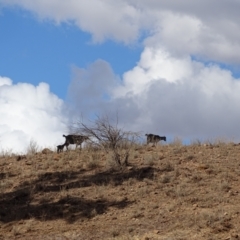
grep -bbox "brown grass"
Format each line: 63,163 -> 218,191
0,142 -> 240,239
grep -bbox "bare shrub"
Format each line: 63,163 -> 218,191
72,115 -> 140,168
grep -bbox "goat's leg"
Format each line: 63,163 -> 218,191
65,143 -> 69,151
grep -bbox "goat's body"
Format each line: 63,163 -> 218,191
145,134 -> 166,146
63,134 -> 88,150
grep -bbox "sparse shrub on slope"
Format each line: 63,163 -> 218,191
72,115 -> 140,169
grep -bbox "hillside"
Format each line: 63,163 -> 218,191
0,142 -> 240,239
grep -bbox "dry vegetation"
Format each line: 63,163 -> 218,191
1,141 -> 240,240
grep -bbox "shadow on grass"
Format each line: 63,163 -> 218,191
0,192 -> 132,223
0,166 -> 154,223
33,166 -> 155,192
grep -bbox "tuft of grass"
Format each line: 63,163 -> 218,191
160,173 -> 171,183
87,159 -> 100,170
175,183 -> 190,197
197,209 -> 233,232
137,186 -> 150,197
0,148 -> 14,157
162,162 -> 174,172
191,139 -> 202,146
143,153 -> 158,166
24,219 -> 34,233
26,139 -> 39,155
86,152 -> 101,169
219,180 -> 231,192
0,178 -> 14,193
90,208 -> 98,218
11,225 -> 21,236
90,152 -> 102,161
169,137 -> 183,147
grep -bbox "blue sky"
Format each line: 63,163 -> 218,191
0,7 -> 142,99
1,1 -> 240,153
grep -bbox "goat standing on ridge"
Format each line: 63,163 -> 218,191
145,134 -> 166,146
63,134 -> 89,150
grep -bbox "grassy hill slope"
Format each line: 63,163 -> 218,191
0,142 -> 240,239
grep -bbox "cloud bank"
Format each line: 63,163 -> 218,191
68,48 -> 240,141
0,76 -> 68,153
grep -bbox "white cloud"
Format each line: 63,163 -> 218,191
67,47 -> 240,141
115,47 -> 240,140
0,76 -> 68,153
1,0 -> 240,63
0,0 -> 141,44
0,76 -> 12,87
145,11 -> 240,64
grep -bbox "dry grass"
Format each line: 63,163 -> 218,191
0,142 -> 240,239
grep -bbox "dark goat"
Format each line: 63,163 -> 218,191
63,134 -> 89,150
145,134 -> 166,146
57,143 -> 65,153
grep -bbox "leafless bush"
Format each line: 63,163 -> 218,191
72,115 -> 140,168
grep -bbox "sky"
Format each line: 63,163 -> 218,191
1,0 -> 240,153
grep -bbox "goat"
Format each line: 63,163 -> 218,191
145,134 -> 166,146
57,143 -> 65,153
63,134 -> 89,150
